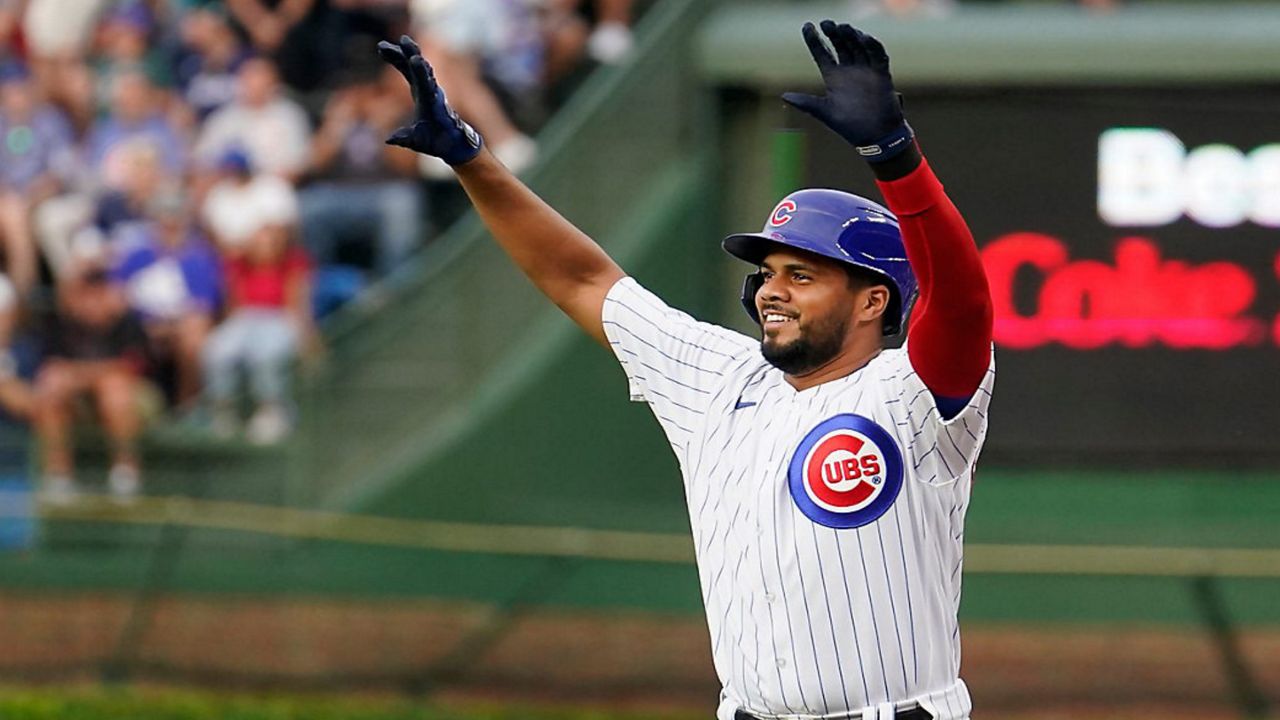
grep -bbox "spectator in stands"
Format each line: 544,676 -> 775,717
34,253 -> 149,504
221,0 -> 401,95
410,0 -> 538,178
202,147 -> 297,253
175,6 -> 253,122
0,273 -> 32,420
226,0 -> 317,57
36,69 -> 186,279
0,61 -> 76,297
575,0 -> 636,65
0,1 -> 19,61
91,139 -> 166,243
194,55 -> 311,181
225,0 -> 355,94
85,69 -> 188,183
89,1 -> 175,112
203,180 -> 315,445
111,188 -> 221,409
300,65 -> 423,279
21,0 -> 110,130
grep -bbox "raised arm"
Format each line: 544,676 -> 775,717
782,22 -> 993,414
875,150 -> 993,413
378,36 -> 623,346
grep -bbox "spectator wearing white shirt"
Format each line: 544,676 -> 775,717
201,148 -> 297,254
194,56 -> 310,182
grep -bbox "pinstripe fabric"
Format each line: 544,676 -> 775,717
602,278 -> 993,720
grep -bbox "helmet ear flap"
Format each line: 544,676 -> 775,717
886,287 -> 918,337
741,272 -> 764,324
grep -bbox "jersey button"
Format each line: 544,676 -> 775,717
776,658 -> 787,668
764,592 -> 776,603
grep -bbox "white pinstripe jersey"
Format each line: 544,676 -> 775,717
602,277 -> 995,720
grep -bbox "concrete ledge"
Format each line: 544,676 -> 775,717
698,2 -> 1280,86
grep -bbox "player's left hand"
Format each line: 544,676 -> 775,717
377,35 -> 483,165
782,21 -> 914,162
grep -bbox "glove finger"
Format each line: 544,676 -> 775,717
398,34 -> 424,59
377,41 -> 411,79
385,126 -> 415,149
800,22 -> 836,71
819,20 -> 855,66
781,91 -> 826,119
860,30 -> 891,71
408,54 -> 438,110
842,25 -> 869,66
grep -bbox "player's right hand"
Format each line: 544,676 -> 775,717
377,35 -> 483,165
782,21 -> 913,163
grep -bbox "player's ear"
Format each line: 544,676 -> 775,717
857,285 -> 890,325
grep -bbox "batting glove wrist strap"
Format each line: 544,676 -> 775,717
855,122 -> 915,163
378,35 -> 483,166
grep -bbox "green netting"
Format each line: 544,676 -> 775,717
291,0 -> 721,514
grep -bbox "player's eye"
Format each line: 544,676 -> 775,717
792,272 -> 811,283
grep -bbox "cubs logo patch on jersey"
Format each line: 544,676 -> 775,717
788,414 -> 904,529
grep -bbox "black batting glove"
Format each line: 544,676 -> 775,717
377,35 -> 483,165
782,21 -> 913,163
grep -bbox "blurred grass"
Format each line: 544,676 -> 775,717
0,686 -> 705,720
0,685 -> 1248,720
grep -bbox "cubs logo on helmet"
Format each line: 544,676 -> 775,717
788,414 -> 903,529
769,199 -> 797,227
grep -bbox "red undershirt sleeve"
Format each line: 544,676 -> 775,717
875,157 -> 993,402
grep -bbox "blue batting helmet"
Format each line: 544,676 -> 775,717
722,188 -> 918,336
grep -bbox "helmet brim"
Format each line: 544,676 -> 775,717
722,231 -> 846,267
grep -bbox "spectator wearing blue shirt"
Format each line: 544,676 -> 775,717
0,61 -> 76,296
84,69 -> 187,184
36,69 -> 187,280
174,7 -> 252,122
111,188 -> 221,409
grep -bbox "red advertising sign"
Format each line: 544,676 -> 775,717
983,233 -> 1267,350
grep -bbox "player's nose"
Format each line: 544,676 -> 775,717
758,276 -> 790,303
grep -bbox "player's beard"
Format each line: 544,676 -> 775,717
760,310 -> 851,375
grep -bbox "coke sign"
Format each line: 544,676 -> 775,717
982,233 -> 1269,350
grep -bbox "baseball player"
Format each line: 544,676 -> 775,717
379,18 -> 993,720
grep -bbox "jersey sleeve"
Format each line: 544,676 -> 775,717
883,343 -> 995,487
875,159 -> 993,408
602,277 -> 757,450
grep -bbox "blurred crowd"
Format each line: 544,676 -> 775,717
0,0 -> 637,503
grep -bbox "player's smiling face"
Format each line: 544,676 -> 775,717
756,248 -> 889,376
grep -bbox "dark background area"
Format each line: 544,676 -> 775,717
803,85 -> 1280,465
